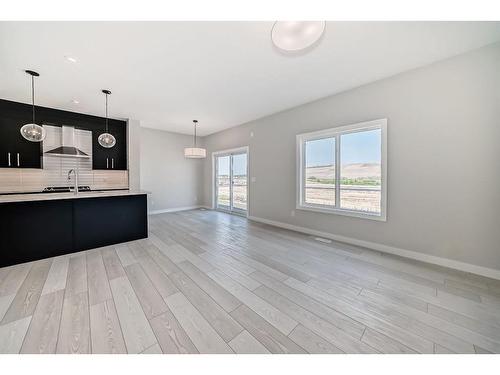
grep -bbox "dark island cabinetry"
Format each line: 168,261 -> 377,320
73,195 -> 147,251
0,199 -> 73,266
0,193 -> 148,268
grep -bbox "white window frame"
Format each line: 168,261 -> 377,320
296,118 -> 387,221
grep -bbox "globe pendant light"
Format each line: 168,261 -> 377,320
98,89 -> 116,148
184,120 -> 206,158
20,70 -> 46,142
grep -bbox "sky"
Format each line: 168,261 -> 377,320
305,129 -> 381,167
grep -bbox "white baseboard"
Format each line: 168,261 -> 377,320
248,215 -> 500,281
149,205 -> 203,215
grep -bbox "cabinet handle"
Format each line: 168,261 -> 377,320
112,158 -> 114,169
7,152 -> 11,167
106,157 -> 109,169
17,153 -> 20,167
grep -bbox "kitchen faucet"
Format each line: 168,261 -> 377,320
67,169 -> 79,195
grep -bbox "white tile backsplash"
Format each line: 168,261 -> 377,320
0,168 -> 129,194
0,169 -> 22,193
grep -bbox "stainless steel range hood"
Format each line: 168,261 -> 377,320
44,125 -> 90,158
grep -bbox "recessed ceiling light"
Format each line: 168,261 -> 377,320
71,99 -> 80,104
271,21 -> 326,52
65,56 -> 77,63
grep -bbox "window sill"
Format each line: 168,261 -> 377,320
296,204 -> 387,222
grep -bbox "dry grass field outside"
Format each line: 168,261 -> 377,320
305,185 -> 381,213
216,176 -> 247,211
305,164 -> 381,213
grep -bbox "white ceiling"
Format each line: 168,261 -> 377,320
1,21 -> 500,136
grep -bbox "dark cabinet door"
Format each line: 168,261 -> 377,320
92,120 -> 127,170
92,129 -> 110,170
14,128 -> 43,168
0,200 -> 74,267
108,120 -> 127,170
0,117 -> 16,168
0,102 -> 42,169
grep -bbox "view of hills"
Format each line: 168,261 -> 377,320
306,163 -> 381,185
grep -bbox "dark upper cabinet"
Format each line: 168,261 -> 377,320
0,101 -> 42,168
92,132 -> 109,170
0,99 -> 127,171
92,119 -> 127,170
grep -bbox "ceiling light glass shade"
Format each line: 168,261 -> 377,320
184,147 -> 206,159
271,21 -> 326,52
20,123 -> 46,142
98,132 -> 116,148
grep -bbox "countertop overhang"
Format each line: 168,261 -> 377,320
0,189 -> 150,204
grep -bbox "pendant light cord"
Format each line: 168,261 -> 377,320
105,93 -> 109,133
194,122 -> 197,147
31,75 -> 35,124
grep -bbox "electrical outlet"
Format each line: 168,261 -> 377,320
250,131 -> 254,137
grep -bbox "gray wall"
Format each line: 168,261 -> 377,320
127,119 -> 141,190
202,42 -> 500,270
140,127 -> 204,213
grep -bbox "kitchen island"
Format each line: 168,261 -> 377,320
0,190 -> 148,267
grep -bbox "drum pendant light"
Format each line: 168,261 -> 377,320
98,89 -> 116,148
20,70 -> 46,142
184,120 -> 206,158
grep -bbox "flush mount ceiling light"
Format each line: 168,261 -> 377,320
65,56 -> 77,63
20,70 -> 46,142
98,89 -> 116,148
271,21 -> 326,52
184,120 -> 206,159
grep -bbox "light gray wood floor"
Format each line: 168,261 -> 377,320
1,209 -> 500,354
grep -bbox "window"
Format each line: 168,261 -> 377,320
297,119 -> 387,220
305,137 -> 336,206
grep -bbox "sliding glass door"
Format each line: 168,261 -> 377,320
215,149 -> 248,215
216,155 -> 231,210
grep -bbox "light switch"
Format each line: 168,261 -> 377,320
251,176 -> 256,183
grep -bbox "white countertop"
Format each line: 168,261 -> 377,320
0,189 -> 149,203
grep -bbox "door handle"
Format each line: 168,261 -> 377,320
17,153 -> 20,167
7,152 -> 11,167
106,157 -> 109,169
111,158 -> 114,169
